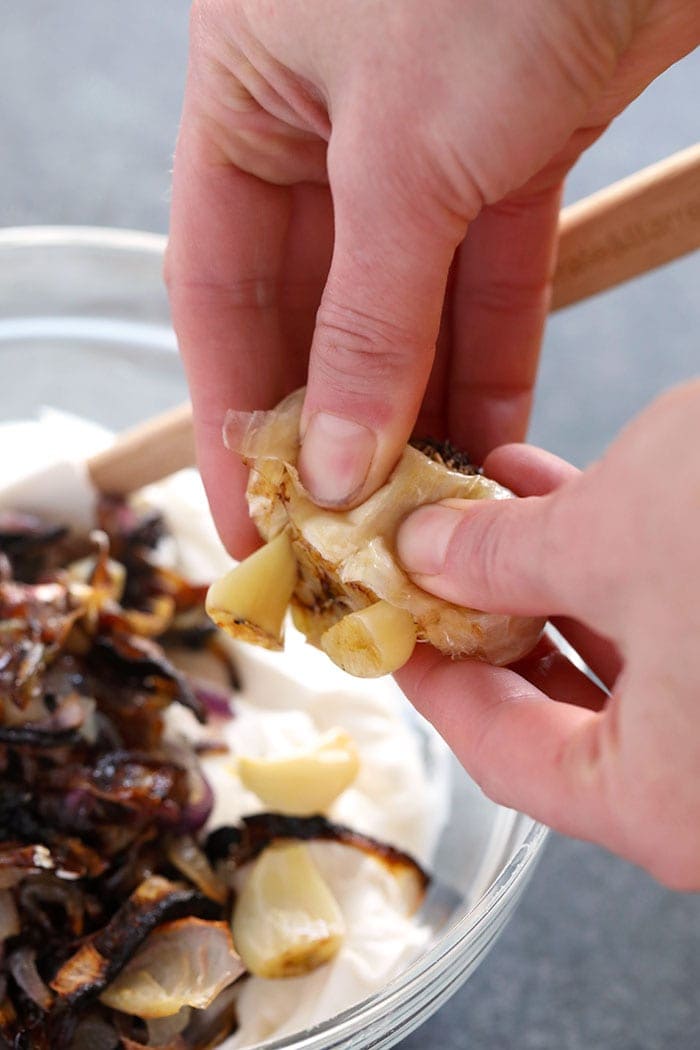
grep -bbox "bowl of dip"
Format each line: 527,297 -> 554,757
0,225 -> 547,1050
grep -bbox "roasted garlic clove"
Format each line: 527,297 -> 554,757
237,728 -> 360,815
231,843 -> 345,978
205,532 -> 296,650
320,601 -> 417,678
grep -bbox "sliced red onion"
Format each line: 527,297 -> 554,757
192,680 -> 233,720
69,1015 -> 120,1050
8,946 -> 54,1011
146,1006 -> 192,1046
99,918 -> 244,1019
0,891 -> 20,941
179,765 -> 215,833
166,836 -> 228,905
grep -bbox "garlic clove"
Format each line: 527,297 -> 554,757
231,843 -> 345,979
206,532 -> 296,650
320,601 -> 417,678
237,728 -> 360,816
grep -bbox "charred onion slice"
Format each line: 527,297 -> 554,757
0,840 -> 104,882
166,836 -> 228,905
50,876 -> 206,1005
0,511 -> 68,583
8,946 -> 54,1012
45,750 -> 191,828
0,890 -> 20,941
89,633 -> 206,724
207,813 -> 429,911
0,690 -> 90,749
99,917 -> 244,1019
0,579 -> 85,707
0,499 -> 246,1046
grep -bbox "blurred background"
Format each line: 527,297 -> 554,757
1,3 -> 698,1048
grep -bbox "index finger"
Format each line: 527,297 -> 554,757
167,115 -> 292,558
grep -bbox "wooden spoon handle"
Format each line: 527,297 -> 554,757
552,142 -> 700,310
87,402 -> 196,495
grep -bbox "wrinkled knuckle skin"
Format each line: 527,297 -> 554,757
313,301 -> 429,401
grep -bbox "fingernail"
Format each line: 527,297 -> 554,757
299,412 -> 376,506
397,504 -> 463,576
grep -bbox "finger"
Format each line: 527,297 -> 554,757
298,127 -> 471,507
551,618 -> 623,691
278,182 -> 334,366
482,445 -> 623,685
414,252 -> 461,442
447,184 -> 563,460
510,634 -> 607,712
482,443 -> 580,496
396,488 -> 576,618
168,113 -> 294,559
395,645 -> 612,843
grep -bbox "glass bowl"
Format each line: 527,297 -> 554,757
0,225 -> 547,1050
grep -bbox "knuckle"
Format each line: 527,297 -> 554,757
538,489 -> 589,615
449,504 -> 517,609
313,298 -> 429,398
165,262 -> 279,312
464,510 -> 508,599
461,275 -> 551,320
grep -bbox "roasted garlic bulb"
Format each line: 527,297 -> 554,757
207,389 -> 543,676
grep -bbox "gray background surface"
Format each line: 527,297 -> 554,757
1,4 -> 699,1048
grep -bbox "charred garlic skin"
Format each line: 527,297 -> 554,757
215,389 -> 544,675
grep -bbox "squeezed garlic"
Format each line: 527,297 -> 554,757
217,388 -> 544,674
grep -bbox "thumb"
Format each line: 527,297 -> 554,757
396,491 -> 580,618
298,131 -> 470,507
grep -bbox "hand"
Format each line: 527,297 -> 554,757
395,379 -> 700,889
167,0 -> 699,555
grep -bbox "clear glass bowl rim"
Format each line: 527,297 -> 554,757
0,223 -> 549,1049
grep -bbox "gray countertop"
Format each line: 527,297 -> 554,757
2,4 -> 699,1048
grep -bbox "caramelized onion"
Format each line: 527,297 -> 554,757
0,891 -> 19,942
8,947 -> 54,1011
166,837 -> 228,905
99,918 -> 244,1019
50,876 -> 204,1005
